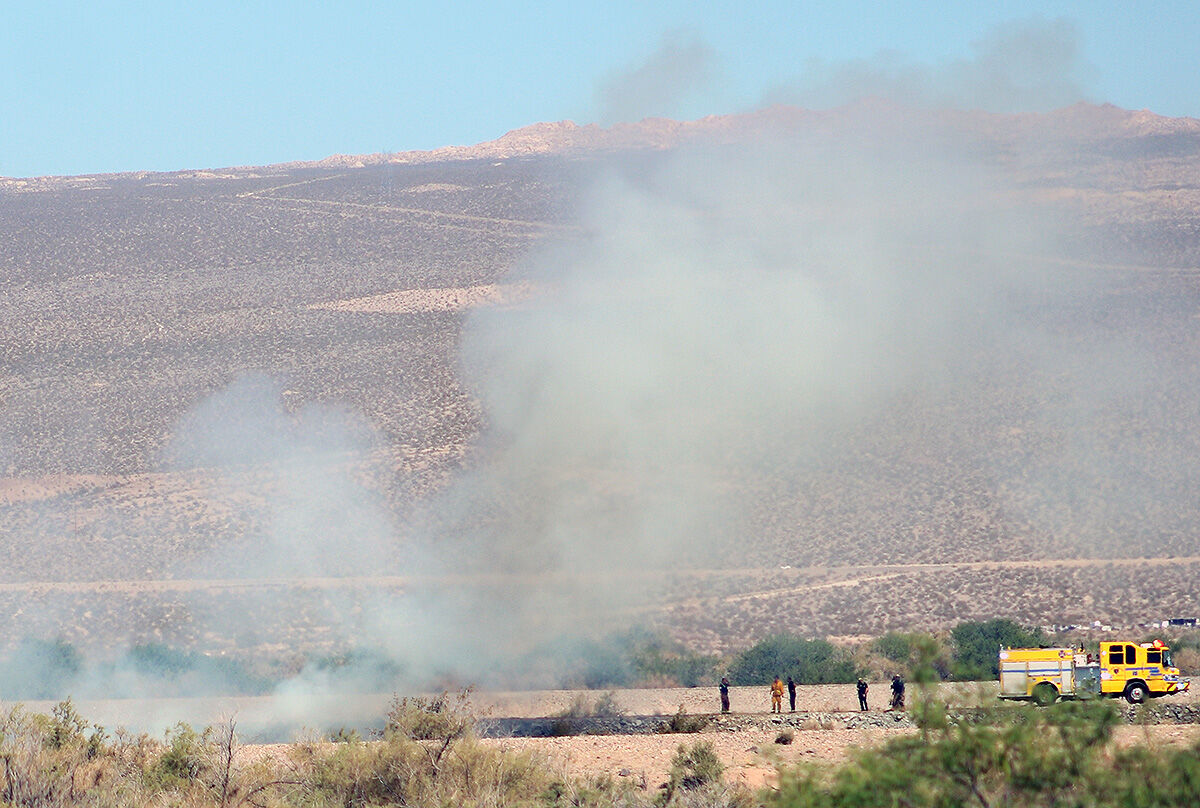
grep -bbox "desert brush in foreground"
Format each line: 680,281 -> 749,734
3,690 -> 1200,806
774,696 -> 1200,808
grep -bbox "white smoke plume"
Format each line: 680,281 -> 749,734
765,16 -> 1091,112
427,120 -> 1075,668
162,374 -> 395,579
596,30 -> 717,125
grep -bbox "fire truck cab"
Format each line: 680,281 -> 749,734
999,640 -> 1190,706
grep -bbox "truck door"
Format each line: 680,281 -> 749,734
1102,643 -> 1127,693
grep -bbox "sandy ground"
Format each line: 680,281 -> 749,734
472,682 -> 1005,717
240,723 -> 1200,792
481,723 -> 1200,789
220,684 -> 1200,793
483,726 -> 907,789
19,681 -> 1199,740
14,683 -> 990,737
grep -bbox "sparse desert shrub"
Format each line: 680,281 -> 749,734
546,772 -> 647,808
308,711 -> 554,807
384,688 -> 474,742
659,705 -> 709,734
549,691 -> 625,736
658,741 -> 726,806
330,726 -> 362,743
775,729 -> 794,745
143,722 -> 205,790
590,690 -> 625,718
771,698 -> 1138,808
0,702 -> 116,807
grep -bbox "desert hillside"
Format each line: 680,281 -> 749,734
3,102 -> 1200,668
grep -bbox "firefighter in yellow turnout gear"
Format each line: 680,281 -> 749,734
770,676 -> 785,713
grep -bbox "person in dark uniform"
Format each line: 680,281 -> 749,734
787,676 -> 797,712
719,677 -> 731,713
856,678 -> 869,711
890,674 -> 905,710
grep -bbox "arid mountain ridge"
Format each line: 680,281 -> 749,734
295,101 -> 1200,170
5,101 -> 1200,184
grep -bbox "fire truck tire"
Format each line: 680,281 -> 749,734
1125,682 -> 1149,705
1032,682 -> 1058,706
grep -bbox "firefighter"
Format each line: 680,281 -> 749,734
771,676 -> 785,713
890,674 -> 905,710
719,677 -> 731,713
787,675 -> 797,712
857,678 -> 869,711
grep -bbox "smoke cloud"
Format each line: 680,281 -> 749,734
422,117 -> 1082,674
162,375 -> 396,579
9,16 -> 1192,733
765,16 -> 1091,112
596,31 -> 717,125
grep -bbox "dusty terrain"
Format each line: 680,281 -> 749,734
213,684 -> 1200,789
483,724 -> 1200,788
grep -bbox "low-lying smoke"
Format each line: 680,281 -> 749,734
162,374 -> 396,579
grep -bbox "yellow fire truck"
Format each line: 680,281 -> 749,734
999,640 -> 1190,706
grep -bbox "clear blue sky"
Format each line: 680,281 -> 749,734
3,1 -> 1198,177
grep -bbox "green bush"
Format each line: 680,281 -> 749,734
384,689 -> 474,742
522,629 -> 720,690
628,634 -> 720,687
308,709 -> 555,807
873,631 -> 916,663
145,722 -> 205,789
950,619 -> 1044,680
658,740 -> 725,805
0,637 -> 83,699
769,694 -> 1200,808
728,635 -> 858,685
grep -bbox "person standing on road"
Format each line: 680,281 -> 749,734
770,676 -> 785,713
890,674 -> 905,710
787,676 -> 797,712
857,678 -> 869,711
719,677 -> 731,713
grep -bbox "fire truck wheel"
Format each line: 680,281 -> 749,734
1032,682 -> 1058,707
1125,682 -> 1148,705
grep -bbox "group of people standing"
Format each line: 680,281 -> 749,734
718,674 -> 905,713
855,675 -> 905,710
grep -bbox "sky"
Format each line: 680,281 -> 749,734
2,0 -> 1199,177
